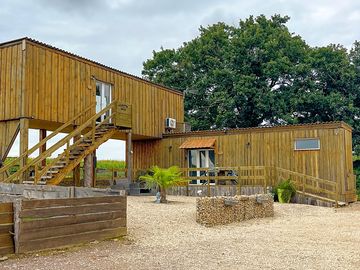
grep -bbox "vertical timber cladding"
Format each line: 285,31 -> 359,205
0,41 -> 24,121
132,122 -> 353,194
23,39 -> 184,138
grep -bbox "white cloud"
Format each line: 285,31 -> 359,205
2,0 -> 360,160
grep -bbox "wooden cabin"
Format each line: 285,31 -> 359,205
0,37 -> 356,203
0,37 -> 183,185
133,122 -> 357,203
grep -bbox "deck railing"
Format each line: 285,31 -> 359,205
134,166 -> 340,204
0,101 -> 131,184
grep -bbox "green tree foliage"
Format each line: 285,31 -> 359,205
139,166 -> 184,203
143,14 -> 360,154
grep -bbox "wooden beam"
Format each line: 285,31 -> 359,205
73,134 -> 81,186
39,129 -> 47,167
19,118 -> 29,183
83,152 -> 95,187
127,131 -> 132,182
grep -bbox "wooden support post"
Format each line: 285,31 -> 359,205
126,131 -> 132,182
19,118 -> 29,183
39,129 -> 47,167
83,152 -> 94,187
73,135 -> 81,186
13,199 -> 22,254
93,150 -> 97,187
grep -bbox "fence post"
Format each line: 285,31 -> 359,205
13,199 -> 22,254
207,169 -> 210,197
186,168 -> 189,196
237,166 -> 241,195
263,167 -> 267,193
111,167 -> 115,185
335,183 -> 339,208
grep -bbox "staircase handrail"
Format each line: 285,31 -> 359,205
4,101 -> 117,183
34,114 -> 115,183
0,104 -> 94,176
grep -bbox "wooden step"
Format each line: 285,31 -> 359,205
23,180 -> 47,185
70,150 -> 83,155
51,165 -> 65,169
77,143 -> 91,147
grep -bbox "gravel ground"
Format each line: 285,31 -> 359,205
2,196 -> 360,270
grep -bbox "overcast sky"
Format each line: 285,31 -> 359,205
3,0 -> 360,160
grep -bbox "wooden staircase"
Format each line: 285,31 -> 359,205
24,123 -> 117,185
0,101 -> 130,186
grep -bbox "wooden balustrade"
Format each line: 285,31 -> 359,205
1,100 -> 128,184
133,166 -> 340,204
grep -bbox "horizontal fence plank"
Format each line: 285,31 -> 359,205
20,202 -> 126,219
0,246 -> 14,256
18,227 -> 127,253
0,213 -> 13,225
20,218 -> 126,241
0,224 -> 13,234
0,203 -> 13,213
0,234 -> 13,247
21,211 -> 125,230
22,196 -> 126,210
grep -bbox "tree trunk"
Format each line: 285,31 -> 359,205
160,187 -> 167,203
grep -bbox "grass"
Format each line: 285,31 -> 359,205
4,157 -> 126,174
96,160 -> 126,170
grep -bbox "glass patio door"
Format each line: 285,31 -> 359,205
96,81 -> 112,122
188,149 -> 215,185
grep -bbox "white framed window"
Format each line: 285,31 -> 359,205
188,149 -> 215,185
294,138 -> 320,150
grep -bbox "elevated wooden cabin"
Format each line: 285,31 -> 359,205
0,38 -> 183,185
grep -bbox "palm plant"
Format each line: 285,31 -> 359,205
139,166 -> 184,203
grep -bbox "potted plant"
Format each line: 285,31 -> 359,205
276,179 -> 296,203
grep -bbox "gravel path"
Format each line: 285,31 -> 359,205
2,196 -> 360,270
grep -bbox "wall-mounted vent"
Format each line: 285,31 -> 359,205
165,118 -> 176,129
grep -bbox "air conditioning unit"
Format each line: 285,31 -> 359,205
165,118 -> 176,129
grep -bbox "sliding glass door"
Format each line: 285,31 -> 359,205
96,81 -> 112,122
188,149 -> 215,185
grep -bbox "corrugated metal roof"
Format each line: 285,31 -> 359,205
179,138 -> 216,149
0,37 -> 183,96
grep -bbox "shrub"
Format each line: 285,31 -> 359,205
275,179 -> 296,203
139,166 -> 184,203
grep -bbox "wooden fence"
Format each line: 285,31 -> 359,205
0,196 -> 126,255
0,202 -> 14,255
61,168 -> 127,187
134,166 -> 340,204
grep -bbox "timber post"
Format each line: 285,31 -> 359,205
84,152 -> 95,187
127,131 -> 132,182
13,198 -> 22,254
19,118 -> 29,183
73,134 -> 81,187
39,129 -> 47,167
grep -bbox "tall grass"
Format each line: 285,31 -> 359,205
3,157 -> 126,173
96,160 -> 126,169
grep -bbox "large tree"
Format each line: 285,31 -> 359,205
142,15 -> 360,151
